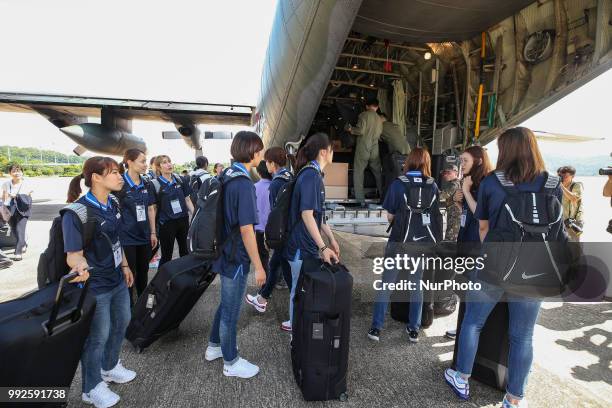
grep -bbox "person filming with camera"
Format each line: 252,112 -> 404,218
557,166 -> 584,242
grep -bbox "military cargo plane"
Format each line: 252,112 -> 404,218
249,0 -> 611,234
254,0 -> 610,193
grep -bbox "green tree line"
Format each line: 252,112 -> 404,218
0,146 -> 229,177
1,145 -> 87,177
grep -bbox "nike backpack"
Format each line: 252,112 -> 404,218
387,175 -> 443,248
480,171 -> 575,298
187,168 -> 249,259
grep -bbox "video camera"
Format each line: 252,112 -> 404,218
599,167 -> 612,176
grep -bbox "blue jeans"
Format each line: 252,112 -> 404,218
208,270 -> 249,364
288,250 -> 303,325
81,282 -> 131,393
371,258 -> 424,331
456,278 -> 542,399
259,248 -> 291,299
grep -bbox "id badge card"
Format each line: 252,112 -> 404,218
422,213 -> 431,226
112,241 -> 122,268
460,210 -> 467,227
136,205 -> 146,222
170,199 -> 182,214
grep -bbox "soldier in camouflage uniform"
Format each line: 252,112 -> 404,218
438,164 -> 461,241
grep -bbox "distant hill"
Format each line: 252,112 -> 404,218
0,145 -> 87,166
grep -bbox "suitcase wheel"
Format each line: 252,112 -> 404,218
134,345 -> 144,354
339,393 -> 348,402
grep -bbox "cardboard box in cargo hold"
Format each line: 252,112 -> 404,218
325,186 -> 348,200
323,162 -> 349,186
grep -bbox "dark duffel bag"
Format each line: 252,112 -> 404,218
389,298 -> 435,328
452,301 -> 509,391
126,254 -> 215,352
0,272 -> 95,396
389,266 -> 435,328
292,259 -> 353,402
0,223 -> 17,249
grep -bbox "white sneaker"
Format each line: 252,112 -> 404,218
281,320 -> 292,332
223,358 -> 260,378
245,294 -> 267,313
205,345 -> 223,361
82,381 -> 120,408
101,360 -> 136,384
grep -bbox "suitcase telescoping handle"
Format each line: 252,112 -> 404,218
44,269 -> 91,336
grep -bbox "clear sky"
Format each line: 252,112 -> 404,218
0,0 -> 609,164
0,0 -> 278,163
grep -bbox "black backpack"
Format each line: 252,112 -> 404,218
37,196 -> 120,288
387,175 -> 443,246
37,204 -> 98,288
481,171 -> 575,298
265,164 -> 315,250
188,170 -> 213,207
187,168 -> 249,259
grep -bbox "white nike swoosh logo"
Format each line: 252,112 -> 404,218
522,271 -> 546,280
412,236 -> 426,241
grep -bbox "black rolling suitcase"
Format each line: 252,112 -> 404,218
292,259 -> 353,401
451,301 -> 509,391
126,254 -> 215,351
0,273 -> 95,393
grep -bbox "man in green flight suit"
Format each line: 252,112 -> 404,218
348,98 -> 383,205
378,112 -> 411,155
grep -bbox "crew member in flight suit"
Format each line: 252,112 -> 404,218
348,98 -> 383,205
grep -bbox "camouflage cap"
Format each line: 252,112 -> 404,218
441,163 -> 459,173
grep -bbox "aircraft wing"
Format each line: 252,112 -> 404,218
0,92 -> 254,126
533,131 -> 605,143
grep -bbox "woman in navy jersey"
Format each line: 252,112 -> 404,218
64,156 -> 136,408
455,146 -> 493,245
367,148 -> 442,344
245,147 -> 293,312
205,131 -> 266,379
118,149 -> 157,302
152,155 -> 194,266
445,127 -> 563,408
282,133 -> 339,332
444,145 -> 493,340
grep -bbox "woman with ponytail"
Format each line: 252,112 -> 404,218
118,149 -> 157,302
280,133 -> 339,332
151,155 -> 194,266
445,128 -> 558,407
63,156 -> 136,407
